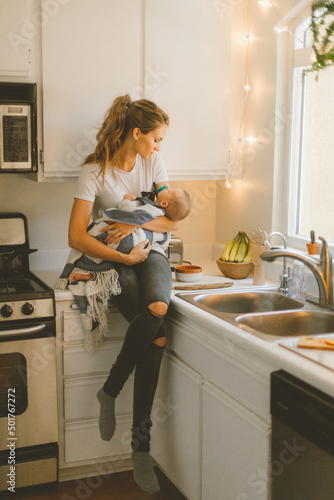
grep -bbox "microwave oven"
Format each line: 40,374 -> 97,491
0,82 -> 37,173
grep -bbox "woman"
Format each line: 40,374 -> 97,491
68,94 -> 178,495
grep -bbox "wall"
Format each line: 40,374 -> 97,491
215,0 -> 302,245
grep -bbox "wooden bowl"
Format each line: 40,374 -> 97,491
216,259 -> 253,279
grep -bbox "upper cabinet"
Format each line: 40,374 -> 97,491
0,0 -> 31,76
40,0 -> 243,180
144,0 -> 231,180
41,0 -> 142,177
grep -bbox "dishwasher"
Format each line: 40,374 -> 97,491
271,370 -> 334,500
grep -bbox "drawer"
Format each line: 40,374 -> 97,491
64,374 -> 133,420
63,341 -> 123,376
64,415 -> 132,463
62,308 -> 128,342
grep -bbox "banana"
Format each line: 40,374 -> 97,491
235,235 -> 247,262
243,240 -> 252,262
228,236 -> 241,262
221,236 -> 237,261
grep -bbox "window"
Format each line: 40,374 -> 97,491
286,7 -> 334,249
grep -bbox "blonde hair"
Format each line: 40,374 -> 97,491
165,190 -> 191,221
83,94 -> 169,182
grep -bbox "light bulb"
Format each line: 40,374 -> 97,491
244,82 -> 252,92
245,136 -> 257,145
225,179 -> 232,189
258,0 -> 270,6
243,34 -> 252,42
274,25 -> 288,33
310,48 -> 317,62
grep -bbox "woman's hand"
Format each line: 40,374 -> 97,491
102,222 -> 137,245
124,240 -> 151,265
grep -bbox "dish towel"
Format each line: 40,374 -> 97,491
55,197 -> 170,352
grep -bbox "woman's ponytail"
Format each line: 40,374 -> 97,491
83,94 -> 168,182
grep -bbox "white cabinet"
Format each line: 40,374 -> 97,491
0,0 -> 30,76
41,0 -> 142,177
202,381 -> 270,500
151,352 -> 202,500
55,297 -> 133,476
145,0 -> 231,180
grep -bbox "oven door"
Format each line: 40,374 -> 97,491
0,104 -> 32,171
0,319 -> 58,490
0,319 -> 58,449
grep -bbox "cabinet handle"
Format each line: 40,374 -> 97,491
70,303 -> 79,310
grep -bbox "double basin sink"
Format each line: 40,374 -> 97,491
176,288 -> 334,341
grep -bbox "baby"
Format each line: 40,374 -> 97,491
122,186 -> 191,222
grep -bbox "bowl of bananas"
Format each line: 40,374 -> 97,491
217,231 -> 254,279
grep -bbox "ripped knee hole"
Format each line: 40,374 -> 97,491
148,301 -> 168,318
153,337 -> 167,347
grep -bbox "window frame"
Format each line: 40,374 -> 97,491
277,2 -> 334,253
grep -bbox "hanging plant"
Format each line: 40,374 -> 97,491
310,1 -> 334,74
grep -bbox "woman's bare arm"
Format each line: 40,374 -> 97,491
68,199 -> 150,265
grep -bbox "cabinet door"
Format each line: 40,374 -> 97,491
145,0 -> 231,180
41,0 -> 142,177
151,352 -> 202,500
0,0 -> 30,76
202,381 -> 270,500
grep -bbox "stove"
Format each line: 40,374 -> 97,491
0,213 -> 58,492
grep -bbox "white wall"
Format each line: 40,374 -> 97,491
216,0 -> 301,245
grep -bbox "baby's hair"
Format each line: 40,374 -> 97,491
166,190 -> 191,221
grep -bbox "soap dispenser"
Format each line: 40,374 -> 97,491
288,260 -> 306,302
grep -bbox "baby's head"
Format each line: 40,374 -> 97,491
157,187 -> 191,221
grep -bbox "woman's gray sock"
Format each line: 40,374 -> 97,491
132,451 -> 160,494
96,388 -> 116,441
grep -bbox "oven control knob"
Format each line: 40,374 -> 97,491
21,302 -> 34,316
1,304 -> 13,318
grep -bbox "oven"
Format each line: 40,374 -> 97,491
0,213 -> 58,492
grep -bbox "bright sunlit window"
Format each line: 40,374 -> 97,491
287,10 -> 334,247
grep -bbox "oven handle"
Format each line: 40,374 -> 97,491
0,323 -> 47,338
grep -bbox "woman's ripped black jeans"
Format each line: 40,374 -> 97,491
103,250 -> 172,452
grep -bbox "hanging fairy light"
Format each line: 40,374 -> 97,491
226,0 -> 315,185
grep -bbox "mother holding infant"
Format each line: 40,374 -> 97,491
68,94 -> 190,494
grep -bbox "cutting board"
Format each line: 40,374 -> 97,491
297,337 -> 334,350
173,282 -> 233,291
172,275 -> 233,290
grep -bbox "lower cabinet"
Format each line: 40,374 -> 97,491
55,298 -> 133,476
151,352 -> 203,500
202,381 -> 270,500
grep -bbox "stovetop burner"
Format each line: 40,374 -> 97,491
0,269 -> 54,302
0,270 -> 34,294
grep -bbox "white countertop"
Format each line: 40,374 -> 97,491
34,262 -> 334,398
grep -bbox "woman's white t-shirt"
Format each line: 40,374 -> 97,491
74,152 -> 168,221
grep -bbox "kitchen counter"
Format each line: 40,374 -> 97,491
34,264 -> 334,398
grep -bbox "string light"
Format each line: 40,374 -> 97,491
274,24 -> 288,33
227,0 -> 315,184
244,82 -> 252,92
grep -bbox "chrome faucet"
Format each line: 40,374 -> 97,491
261,236 -> 333,308
262,232 -> 290,295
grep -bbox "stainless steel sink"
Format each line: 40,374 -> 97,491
236,310 -> 334,340
176,288 -> 334,342
177,289 -> 304,314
